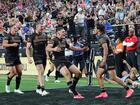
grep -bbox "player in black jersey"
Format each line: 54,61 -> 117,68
2,25 -> 24,94
46,27 -> 88,99
26,24 -> 49,96
95,24 -> 134,99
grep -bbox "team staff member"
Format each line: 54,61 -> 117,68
95,24 -> 134,99
2,25 -> 24,94
26,24 -> 49,96
114,37 -> 125,78
46,27 -> 88,99
123,28 -> 138,72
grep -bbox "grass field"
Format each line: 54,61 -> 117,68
0,75 -> 140,105
0,75 -> 121,92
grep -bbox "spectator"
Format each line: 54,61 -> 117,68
115,0 -> 124,21
123,28 -> 139,72
74,8 -> 85,37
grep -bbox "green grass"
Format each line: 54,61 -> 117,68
1,75 -> 140,105
0,75 -> 121,93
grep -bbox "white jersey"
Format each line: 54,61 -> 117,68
121,74 -> 130,82
65,48 -> 73,56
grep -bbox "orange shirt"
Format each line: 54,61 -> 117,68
116,43 -> 124,52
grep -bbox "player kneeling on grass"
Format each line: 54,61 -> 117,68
46,27 -> 89,99
2,25 -> 24,94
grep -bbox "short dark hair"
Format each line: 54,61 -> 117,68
117,37 -> 123,42
96,24 -> 105,33
56,26 -> 64,32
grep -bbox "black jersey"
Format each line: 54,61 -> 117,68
3,33 -> 23,58
98,34 -> 115,70
28,33 -> 48,57
98,34 -> 113,56
49,37 -> 70,60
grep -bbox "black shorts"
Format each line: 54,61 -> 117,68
33,56 -> 46,66
65,55 -> 73,63
106,55 -> 115,70
73,55 -> 85,71
5,57 -> 21,66
53,59 -> 72,71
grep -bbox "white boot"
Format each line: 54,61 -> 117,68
14,89 -> 24,94
5,85 -> 10,93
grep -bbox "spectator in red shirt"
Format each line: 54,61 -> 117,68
123,28 -> 139,72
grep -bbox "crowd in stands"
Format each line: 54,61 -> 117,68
0,0 -> 140,40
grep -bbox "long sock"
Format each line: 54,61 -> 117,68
7,72 -> 10,75
15,76 -> 21,89
7,75 -> 14,86
67,81 -> 78,95
37,85 -> 41,89
55,71 -> 59,80
124,86 -> 129,90
101,88 -> 106,92
47,69 -> 52,77
41,86 -> 45,91
73,77 -> 79,88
